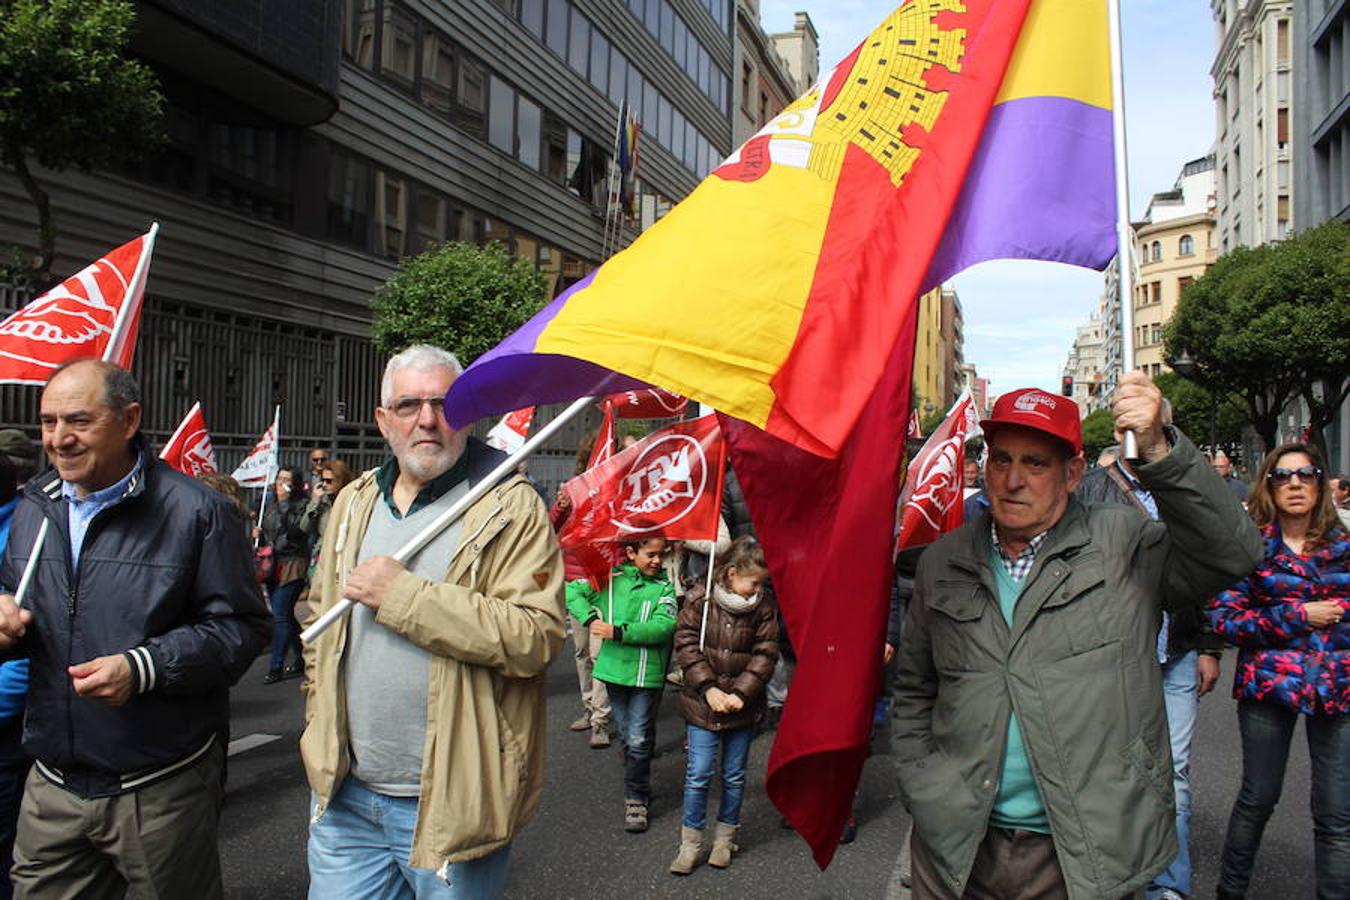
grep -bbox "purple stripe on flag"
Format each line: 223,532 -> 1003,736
924,96 -> 1116,289
445,270 -> 647,427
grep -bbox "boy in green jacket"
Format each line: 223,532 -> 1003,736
566,536 -> 676,833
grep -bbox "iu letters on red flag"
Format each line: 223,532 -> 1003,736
559,416 -> 727,583
0,227 -> 158,383
160,402 -> 218,477
897,392 -> 979,550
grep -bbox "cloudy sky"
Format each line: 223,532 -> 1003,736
757,0 -> 1217,397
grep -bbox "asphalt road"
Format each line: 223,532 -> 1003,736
219,644 -> 1316,899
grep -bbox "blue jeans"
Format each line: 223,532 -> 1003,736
308,779 -> 511,900
1218,701 -> 1350,899
605,683 -> 660,803
269,578 -> 304,672
682,724 -> 753,829
1148,651 -> 1196,899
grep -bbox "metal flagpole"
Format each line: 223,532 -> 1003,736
1107,0 -> 1139,459
254,405 -> 281,550
601,101 -> 627,260
301,394 -> 597,644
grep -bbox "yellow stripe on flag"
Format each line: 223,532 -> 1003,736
994,0 -> 1111,109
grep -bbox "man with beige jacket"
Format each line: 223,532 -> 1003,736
300,345 -> 566,899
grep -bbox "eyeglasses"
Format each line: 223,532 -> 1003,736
1267,465 -> 1323,486
387,396 -> 447,420
310,455 -> 328,463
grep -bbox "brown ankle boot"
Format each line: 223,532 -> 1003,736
707,821 -> 738,868
669,825 -> 704,875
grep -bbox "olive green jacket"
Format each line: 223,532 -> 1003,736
892,430 -> 1262,900
300,461 -> 566,870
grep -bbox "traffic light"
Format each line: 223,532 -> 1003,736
1061,375 -> 1073,397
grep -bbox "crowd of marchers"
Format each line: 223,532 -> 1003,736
0,352 -> 1338,900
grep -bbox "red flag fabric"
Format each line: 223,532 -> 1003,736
606,388 -> 689,419
231,407 -> 280,488
587,400 -> 618,470
159,401 -> 218,477
485,406 -> 536,453
897,393 -> 979,550
561,416 -> 727,586
907,409 -> 923,440
720,310 -> 919,869
0,226 -> 158,383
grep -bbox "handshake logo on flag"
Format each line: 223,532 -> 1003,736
617,438 -> 702,532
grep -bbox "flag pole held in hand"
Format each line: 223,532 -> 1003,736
301,395 -> 596,645
12,519 -> 49,608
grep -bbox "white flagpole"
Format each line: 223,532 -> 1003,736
12,223 -> 159,607
302,394 -> 596,644
159,401 -> 202,460
1107,0 -> 1139,459
601,101 -> 627,260
254,405 -> 281,550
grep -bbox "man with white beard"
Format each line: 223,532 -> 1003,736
300,344 -> 566,899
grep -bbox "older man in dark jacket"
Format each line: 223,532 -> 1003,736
893,372 -> 1263,900
0,360 -> 268,900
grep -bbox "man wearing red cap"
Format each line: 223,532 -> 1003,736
892,372 -> 1262,900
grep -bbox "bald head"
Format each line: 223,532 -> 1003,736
40,361 -> 142,496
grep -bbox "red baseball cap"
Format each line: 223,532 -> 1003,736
980,388 -> 1083,456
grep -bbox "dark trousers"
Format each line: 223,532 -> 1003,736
268,578 -> 305,672
606,683 -> 659,803
0,719 -> 31,900
1219,701 -> 1350,899
12,743 -> 225,900
910,827 -> 1069,900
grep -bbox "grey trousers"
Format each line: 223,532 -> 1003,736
910,827 -> 1069,900
570,614 -> 610,728
12,744 -> 225,900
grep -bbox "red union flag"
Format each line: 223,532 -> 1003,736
897,392 -> 978,550
560,415 -> 727,585
0,226 -> 158,383
586,400 -> 618,470
606,388 -> 688,419
231,406 -> 280,488
485,406 -> 535,454
160,402 -> 218,477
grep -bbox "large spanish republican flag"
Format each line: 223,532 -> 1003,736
445,0 -> 1115,868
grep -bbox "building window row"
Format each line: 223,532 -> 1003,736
512,0 -> 727,177
618,0 -> 731,111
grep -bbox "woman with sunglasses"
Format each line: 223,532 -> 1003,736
1209,442 -> 1349,899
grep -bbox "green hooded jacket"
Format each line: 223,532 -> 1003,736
892,430 -> 1263,900
566,565 -> 677,689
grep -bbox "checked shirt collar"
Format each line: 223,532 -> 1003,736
991,519 -> 1050,583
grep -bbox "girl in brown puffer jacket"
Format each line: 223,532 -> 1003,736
668,537 -> 779,876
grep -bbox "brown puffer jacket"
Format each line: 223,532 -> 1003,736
674,590 -> 780,731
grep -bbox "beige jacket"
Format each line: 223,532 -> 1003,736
300,459 -> 566,870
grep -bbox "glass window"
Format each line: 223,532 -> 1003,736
684,119 -> 696,168
1178,234 -> 1195,256
671,108 -> 685,161
698,45 -> 710,94
327,151 -> 371,248
516,95 -> 541,169
568,11 -> 589,74
658,94 -> 672,148
565,129 -> 583,197
589,31 -> 609,94
484,217 -> 513,251
544,111 -> 569,184
659,1 -> 674,53
488,75 -> 515,154
643,81 -> 658,136
684,26 -> 697,76
514,233 -> 538,266
414,189 -> 447,251
608,51 -> 627,106
674,19 -> 688,72
420,32 -> 454,116
545,0 -> 568,57
520,0 -> 544,38
539,243 -> 562,297
627,66 -> 643,118
454,53 -> 488,137
381,4 -> 417,92
644,0 -> 660,35
344,0 -> 377,67
450,206 -> 484,244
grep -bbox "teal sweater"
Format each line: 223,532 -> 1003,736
566,565 -> 676,689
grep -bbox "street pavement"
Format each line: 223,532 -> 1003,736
219,641 -> 1316,899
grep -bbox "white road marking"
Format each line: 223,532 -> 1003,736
227,733 -> 281,757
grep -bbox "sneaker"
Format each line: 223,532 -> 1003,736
590,725 -> 611,749
263,669 -> 283,685
569,714 -> 591,732
624,800 -> 649,833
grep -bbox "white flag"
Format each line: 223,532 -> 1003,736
232,406 -> 280,488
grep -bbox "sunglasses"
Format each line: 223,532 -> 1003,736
1267,465 -> 1322,486
311,456 -> 328,463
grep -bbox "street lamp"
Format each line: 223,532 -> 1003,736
1168,350 -> 1218,452
1170,349 -> 1196,379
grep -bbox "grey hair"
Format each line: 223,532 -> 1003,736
50,359 -> 142,414
380,345 -> 463,407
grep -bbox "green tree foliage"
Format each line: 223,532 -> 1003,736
1152,371 -> 1247,451
1164,220 -> 1350,456
372,241 -> 548,365
1080,408 -> 1116,464
0,0 -> 164,286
